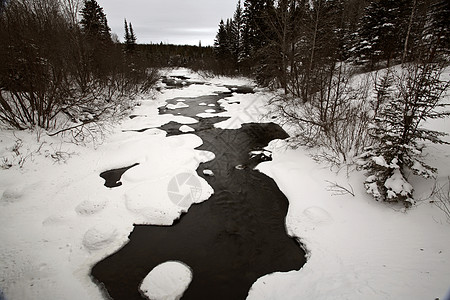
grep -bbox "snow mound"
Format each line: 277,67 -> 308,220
203,169 -> 214,176
179,125 -> 195,133
302,206 -> 333,225
75,199 -> 108,216
42,213 -> 74,227
139,261 -> 192,300
124,183 -> 181,225
167,102 -> 189,110
82,224 -> 118,251
195,150 -> 215,163
1,186 -> 24,203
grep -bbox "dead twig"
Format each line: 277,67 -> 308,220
326,180 -> 355,197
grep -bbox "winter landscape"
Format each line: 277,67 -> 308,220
1,0 -> 450,300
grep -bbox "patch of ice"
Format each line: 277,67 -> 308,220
195,150 -> 215,163
198,102 -> 207,106
179,125 -> 195,133
204,109 -> 216,113
167,102 -> 189,110
203,169 -> 214,176
196,112 -> 218,118
139,261 -> 192,300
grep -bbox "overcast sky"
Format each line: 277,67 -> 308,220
99,0 -> 239,46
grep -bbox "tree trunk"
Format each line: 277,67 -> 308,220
402,0 -> 417,64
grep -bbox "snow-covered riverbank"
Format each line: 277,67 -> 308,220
1,68 -> 449,300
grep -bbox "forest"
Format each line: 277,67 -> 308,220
0,0 -> 449,205
1,2 -> 450,300
212,0 -> 449,205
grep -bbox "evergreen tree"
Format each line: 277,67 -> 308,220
231,0 -> 244,67
241,0 -> 274,62
80,0 -> 111,41
350,0 -> 410,68
360,64 -> 449,205
124,18 -> 130,44
214,19 -> 232,71
124,19 -> 137,53
225,18 -> 234,57
213,1 -> 248,73
294,0 -> 346,101
129,23 -> 137,45
424,0 -> 450,60
0,0 -> 7,13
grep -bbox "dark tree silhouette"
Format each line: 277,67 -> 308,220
80,0 -> 111,41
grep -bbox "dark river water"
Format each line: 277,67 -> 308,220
92,79 -> 306,299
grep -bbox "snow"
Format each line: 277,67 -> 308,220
1,67 -> 450,300
139,261 -> 192,300
202,169 -> 214,176
179,125 -> 195,133
82,223 -> 118,252
166,102 -> 189,110
372,155 -> 388,167
384,169 -> 414,199
253,141 -> 450,300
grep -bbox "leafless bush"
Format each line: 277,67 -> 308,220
271,64 -> 372,165
431,177 -> 450,222
0,0 -> 157,133
0,135 -> 36,168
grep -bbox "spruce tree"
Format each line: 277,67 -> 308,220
0,0 -> 6,14
231,0 -> 244,68
214,19 -> 230,63
424,0 -> 450,60
360,64 -> 449,205
124,19 -> 137,53
241,0 -> 274,62
80,0 -> 111,41
350,0 -> 410,68
124,19 -> 129,42
129,23 -> 137,46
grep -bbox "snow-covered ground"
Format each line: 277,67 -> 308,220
1,68 -> 449,300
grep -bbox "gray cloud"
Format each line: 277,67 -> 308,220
100,0 -> 239,45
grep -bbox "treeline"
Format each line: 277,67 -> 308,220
136,44 -> 217,72
0,0 -> 157,132
214,0 -> 449,206
214,0 -> 449,93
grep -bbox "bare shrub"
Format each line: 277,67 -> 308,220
271,64 -> 372,165
0,0 -> 158,133
431,177 -> 450,222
